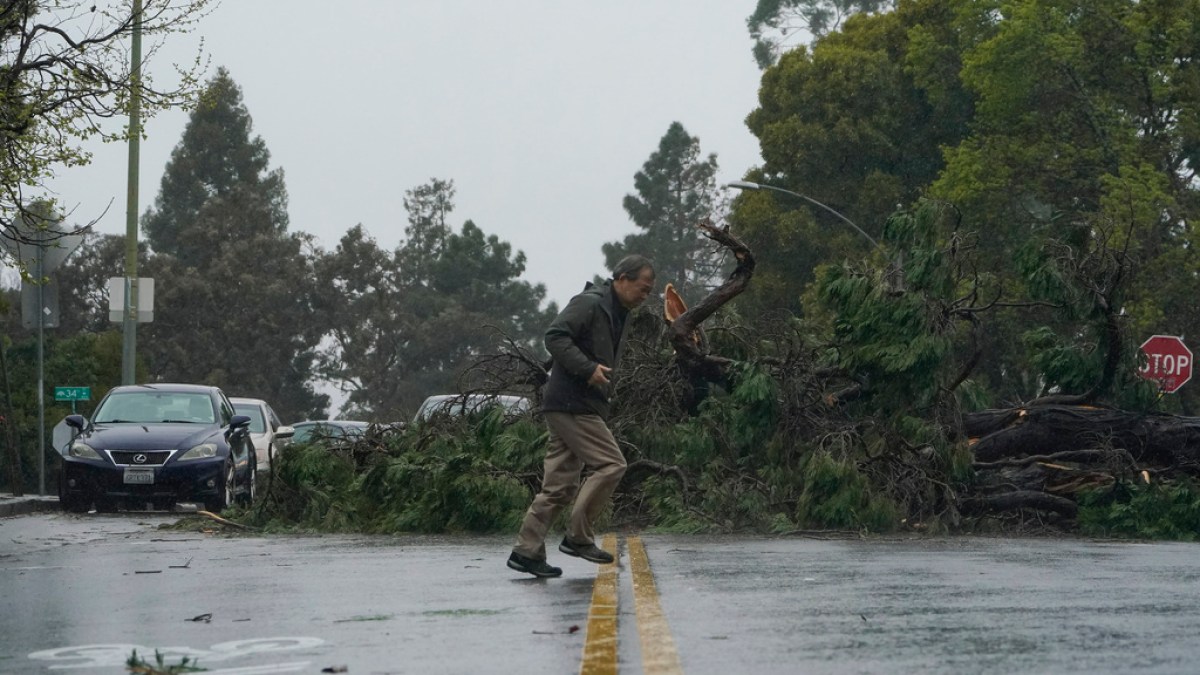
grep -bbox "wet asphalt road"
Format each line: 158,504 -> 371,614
2,512 -> 1199,674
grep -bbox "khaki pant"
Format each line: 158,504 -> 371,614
513,412 -> 627,559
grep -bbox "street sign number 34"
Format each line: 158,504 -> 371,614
1138,335 -> 1193,394
54,387 -> 91,402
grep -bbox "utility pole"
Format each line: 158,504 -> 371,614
121,0 -> 143,385
36,244 -> 45,494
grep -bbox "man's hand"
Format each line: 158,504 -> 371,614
588,364 -> 612,388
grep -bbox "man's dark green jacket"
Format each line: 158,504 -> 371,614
542,280 -> 628,419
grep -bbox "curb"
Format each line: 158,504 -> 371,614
0,496 -> 60,518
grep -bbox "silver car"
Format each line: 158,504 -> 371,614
288,420 -> 370,445
413,394 -> 531,423
230,397 -> 294,473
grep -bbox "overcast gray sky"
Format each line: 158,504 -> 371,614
46,1 -> 765,308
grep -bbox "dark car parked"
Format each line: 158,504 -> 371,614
58,383 -> 255,513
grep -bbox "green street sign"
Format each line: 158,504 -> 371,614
54,386 -> 91,402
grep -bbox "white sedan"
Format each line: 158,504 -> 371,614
230,397 -> 294,473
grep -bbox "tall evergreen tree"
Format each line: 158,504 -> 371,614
142,67 -> 288,265
138,68 -> 326,421
398,178 -> 454,285
604,122 -> 722,299
316,179 -> 555,418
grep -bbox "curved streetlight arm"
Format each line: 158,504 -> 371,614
725,181 -> 880,250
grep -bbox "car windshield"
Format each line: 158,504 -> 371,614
291,424 -> 318,444
94,391 -> 215,424
233,403 -> 266,433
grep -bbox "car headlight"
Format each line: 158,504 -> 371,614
178,443 -> 218,461
69,442 -> 102,460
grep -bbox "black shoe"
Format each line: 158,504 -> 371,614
559,537 -> 615,564
507,552 -> 562,578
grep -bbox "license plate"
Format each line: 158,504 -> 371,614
123,468 -> 155,485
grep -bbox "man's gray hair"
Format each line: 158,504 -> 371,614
612,255 -> 655,281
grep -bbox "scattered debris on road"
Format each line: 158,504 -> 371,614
532,624 -> 580,635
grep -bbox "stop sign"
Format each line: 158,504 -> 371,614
1139,335 -> 1193,394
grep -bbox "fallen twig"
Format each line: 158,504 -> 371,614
195,510 -> 258,531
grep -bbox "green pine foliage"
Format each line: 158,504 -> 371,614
620,358 -> 911,533
248,200 -> 981,536
637,476 -> 708,533
1078,479 -> 1200,540
795,451 -> 898,531
248,409 -> 545,533
248,357 -> 911,535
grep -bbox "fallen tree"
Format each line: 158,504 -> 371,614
959,405 -> 1200,524
241,202 -> 1200,539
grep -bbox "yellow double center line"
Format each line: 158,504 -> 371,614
580,533 -> 619,674
579,534 -> 683,675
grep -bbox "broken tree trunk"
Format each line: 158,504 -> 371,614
961,404 -> 1200,520
664,221 -> 756,385
967,405 -> 1200,467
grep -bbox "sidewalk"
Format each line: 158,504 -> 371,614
0,492 -> 59,518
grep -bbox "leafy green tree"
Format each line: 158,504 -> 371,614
736,4 -> 971,315
139,69 -> 326,421
1,0 -> 209,252
747,0 -> 897,68
316,180 -> 556,419
604,122 -> 722,299
738,0 -> 1200,411
923,0 -> 1200,410
312,225 -> 403,416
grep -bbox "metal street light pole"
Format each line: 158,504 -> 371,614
724,180 -> 880,250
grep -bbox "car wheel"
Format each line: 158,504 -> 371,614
239,463 -> 257,506
204,460 -> 235,513
58,477 -> 89,513
57,470 -> 88,511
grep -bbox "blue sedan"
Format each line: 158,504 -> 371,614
59,384 -> 256,513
